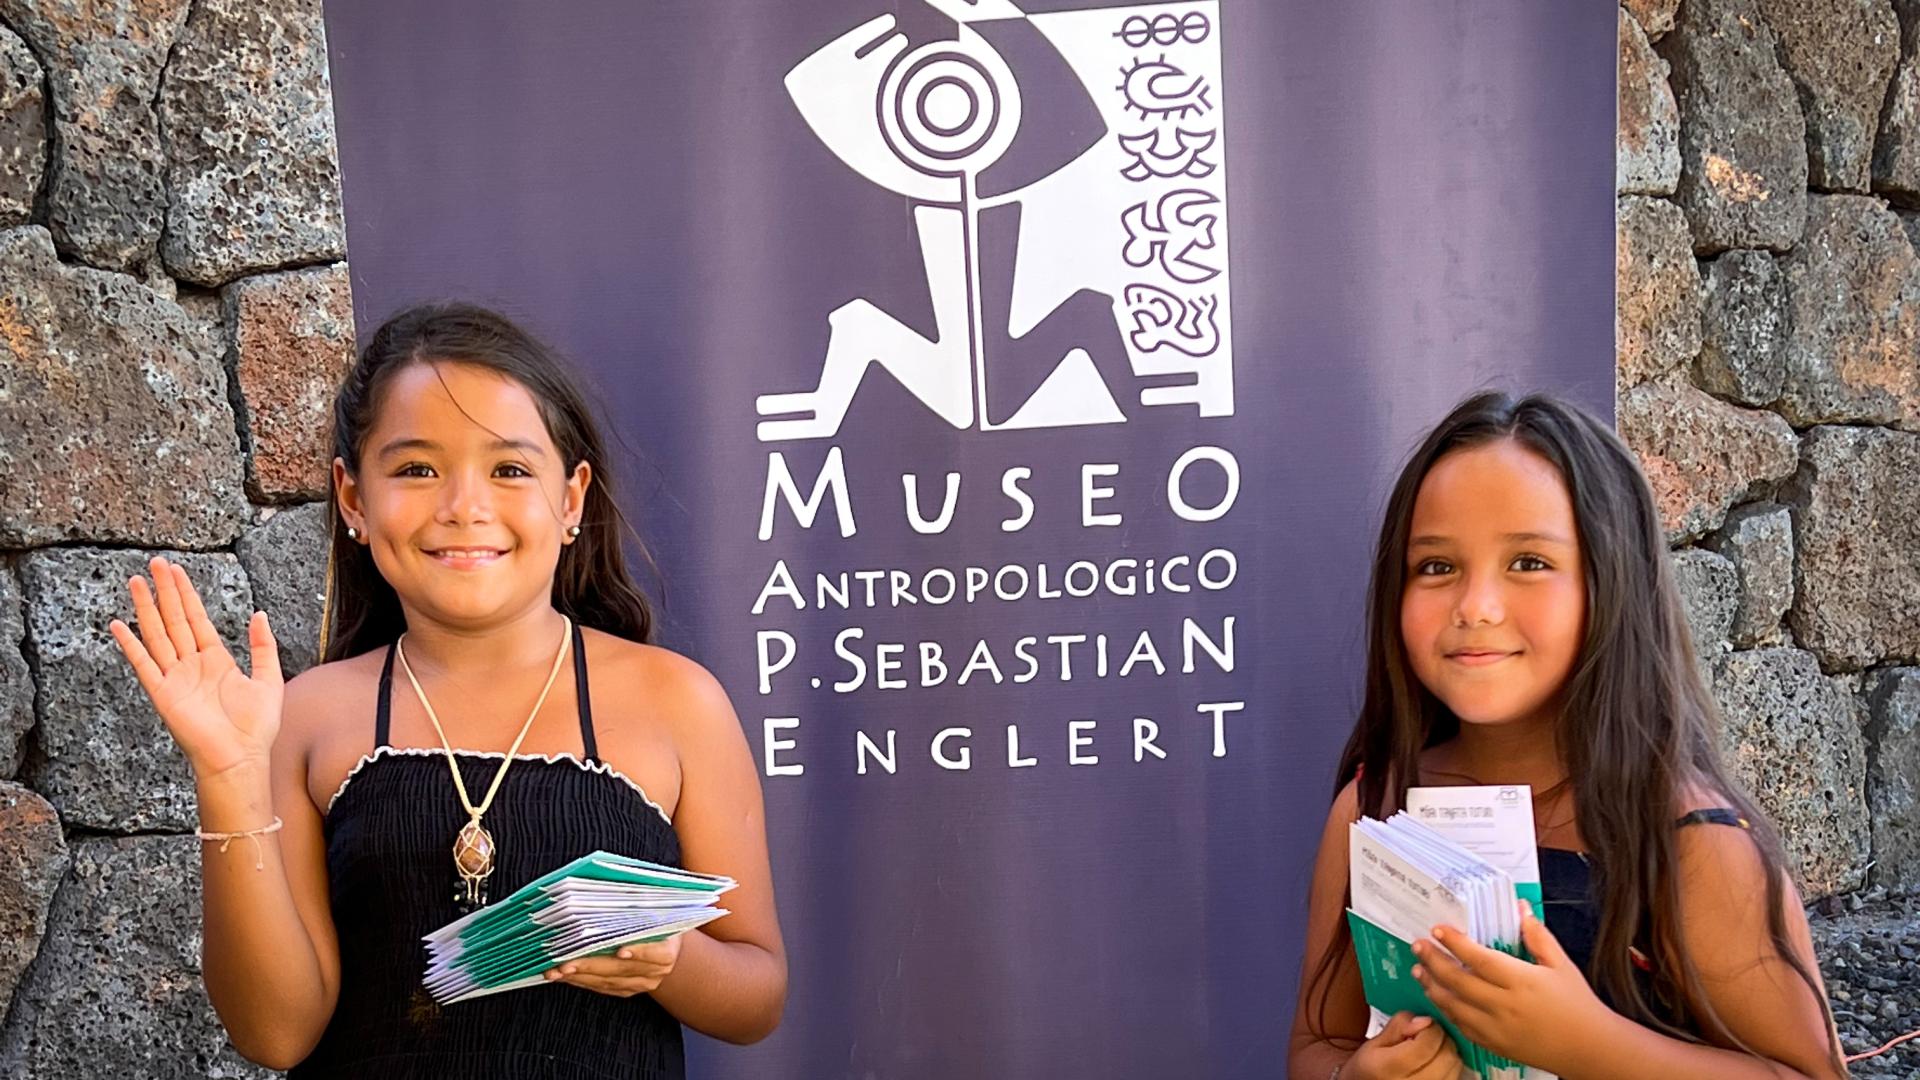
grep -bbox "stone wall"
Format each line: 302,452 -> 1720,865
0,0 -> 1911,1076
0,1 -> 344,1075
1617,0 -> 1920,903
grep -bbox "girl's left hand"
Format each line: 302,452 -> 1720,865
1411,908 -> 1615,1075
545,933 -> 685,998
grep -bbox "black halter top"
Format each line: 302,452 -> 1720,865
290,625 -> 687,1079
1539,806 -> 1750,1028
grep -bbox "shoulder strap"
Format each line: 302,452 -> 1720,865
1674,807 -> 1749,830
573,622 -> 597,762
374,643 -> 397,749
1628,808 -> 1753,977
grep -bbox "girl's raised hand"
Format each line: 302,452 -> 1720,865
1410,910 -> 1611,1077
108,556 -> 285,780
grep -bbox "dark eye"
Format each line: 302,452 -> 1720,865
396,463 -> 435,478
1511,554 -> 1550,572
495,463 -> 533,478
1414,559 -> 1453,576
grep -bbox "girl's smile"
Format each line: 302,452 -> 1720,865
336,361 -> 589,628
1444,647 -> 1520,667
422,546 -> 511,570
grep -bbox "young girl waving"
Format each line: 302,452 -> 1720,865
110,303 -> 786,1078
1287,392 -> 1844,1080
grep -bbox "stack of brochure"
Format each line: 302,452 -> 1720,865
1346,786 -> 1552,1080
423,851 -> 736,1005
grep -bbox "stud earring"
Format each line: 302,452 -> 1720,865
346,527 -> 359,541
568,525 -> 582,538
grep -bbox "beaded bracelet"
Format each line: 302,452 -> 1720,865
196,817 -> 284,871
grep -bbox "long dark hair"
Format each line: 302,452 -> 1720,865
318,302 -> 655,660
1306,390 -> 1838,1066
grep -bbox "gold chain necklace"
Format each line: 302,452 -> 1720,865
395,616 -> 573,910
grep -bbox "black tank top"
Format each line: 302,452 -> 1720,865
290,625 -> 686,1079
1541,807 -> 1750,1028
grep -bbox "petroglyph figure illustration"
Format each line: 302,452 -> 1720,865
1123,284 -> 1220,357
1118,127 -> 1218,180
1121,188 -> 1222,285
1117,55 -> 1213,121
761,0 -> 1234,441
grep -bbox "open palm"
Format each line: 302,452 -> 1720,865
109,557 -> 285,779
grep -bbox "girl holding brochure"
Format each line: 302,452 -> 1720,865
109,304 -> 786,1077
1287,392 -> 1845,1080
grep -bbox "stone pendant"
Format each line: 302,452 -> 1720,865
453,817 -> 495,911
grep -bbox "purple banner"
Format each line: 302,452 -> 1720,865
321,2 -> 1614,1076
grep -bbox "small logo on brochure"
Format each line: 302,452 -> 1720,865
762,0 -> 1234,441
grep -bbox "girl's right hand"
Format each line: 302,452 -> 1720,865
1344,1012 -> 1465,1080
109,556 -> 285,781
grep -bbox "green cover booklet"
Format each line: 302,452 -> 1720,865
423,851 -> 736,1005
1346,786 -> 1554,1080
